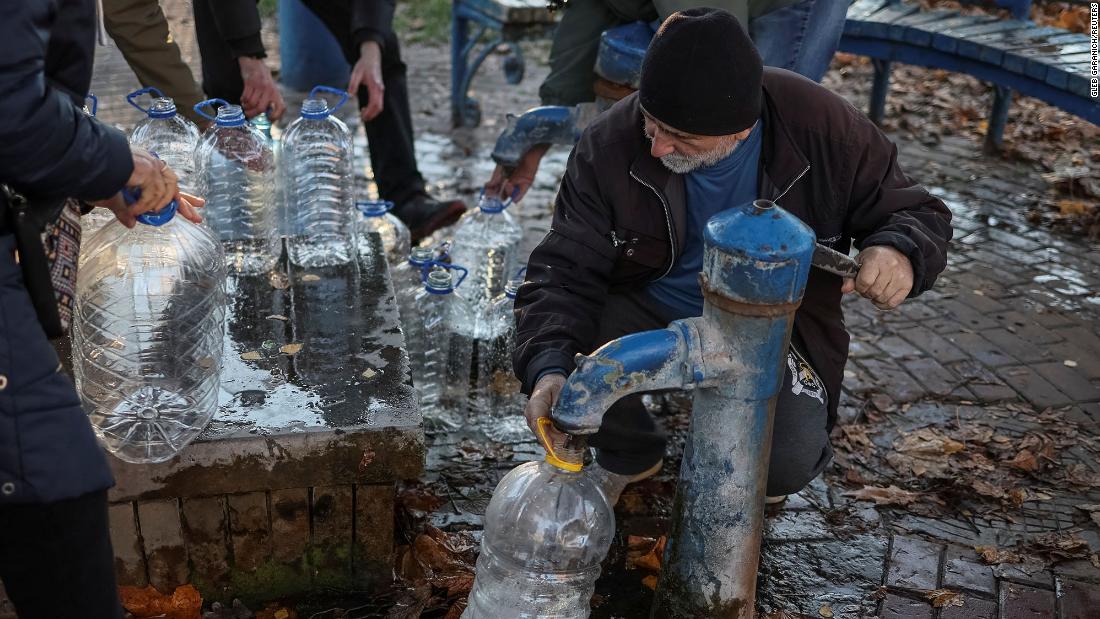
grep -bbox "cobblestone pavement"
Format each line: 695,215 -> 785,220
78,3 -> 1100,618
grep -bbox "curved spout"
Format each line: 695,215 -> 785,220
550,324 -> 695,435
490,104 -> 598,170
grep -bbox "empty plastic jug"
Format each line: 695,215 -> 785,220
448,190 -> 522,338
465,425 -> 614,618
80,93 -> 118,238
73,190 -> 227,463
282,85 -> 355,267
407,263 -> 473,431
393,244 -> 445,330
127,87 -> 201,194
194,99 -> 278,274
474,271 -> 527,442
356,200 -> 411,268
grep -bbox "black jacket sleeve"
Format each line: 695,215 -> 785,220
512,134 -> 620,394
208,0 -> 266,58
351,0 -> 396,49
842,121 -> 953,296
0,0 -> 131,202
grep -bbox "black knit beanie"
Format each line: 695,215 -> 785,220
639,8 -> 763,136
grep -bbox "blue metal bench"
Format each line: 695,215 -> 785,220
451,0 -> 557,127
838,0 -> 1099,153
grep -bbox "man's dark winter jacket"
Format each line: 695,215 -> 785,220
513,68 -> 953,427
205,0 -> 397,58
0,0 -> 125,504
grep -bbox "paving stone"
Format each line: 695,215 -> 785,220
858,358 -> 927,402
109,502 -> 147,587
880,593 -> 933,619
1000,583 -> 1055,618
994,562 -> 1055,589
180,496 -> 230,593
939,595 -> 996,619
1057,578 -> 1100,618
950,360 -> 1019,402
1052,327 -> 1100,359
271,488 -> 311,565
1043,341 -> 1100,380
980,328 -> 1051,364
848,337 -> 881,359
942,545 -> 995,595
949,332 -> 1018,367
312,485 -> 355,588
997,366 -> 1073,409
1030,361 -> 1100,403
764,509 -> 833,542
938,299 -> 1002,331
954,289 -> 1011,314
886,536 -> 943,591
137,499 -> 189,593
354,484 -> 395,584
229,492 -> 272,572
876,336 -> 925,360
758,535 -> 888,616
902,357 -> 967,397
899,325 -> 971,363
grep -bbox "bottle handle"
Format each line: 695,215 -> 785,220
309,85 -> 350,114
85,93 -> 98,117
422,260 -> 468,289
193,98 -> 230,121
126,86 -> 166,115
355,199 -> 395,216
513,266 -> 527,280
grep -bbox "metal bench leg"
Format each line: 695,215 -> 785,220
451,6 -> 471,127
869,59 -> 891,126
984,85 -> 1011,155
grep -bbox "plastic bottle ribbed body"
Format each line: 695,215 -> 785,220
129,99 -> 201,194
358,212 -> 411,269
473,284 -> 527,442
282,100 -> 355,267
194,105 -> 278,274
72,213 -> 227,464
409,268 -> 471,431
464,461 -> 615,618
449,205 -> 522,338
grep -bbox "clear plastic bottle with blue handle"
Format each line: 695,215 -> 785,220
355,199 -> 411,268
80,92 -> 121,238
193,99 -> 278,274
408,262 -> 473,431
73,189 -> 227,464
126,87 -> 201,194
449,189 -> 522,338
282,85 -> 355,267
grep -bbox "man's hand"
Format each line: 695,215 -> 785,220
842,245 -> 914,310
485,143 -> 550,203
524,373 -> 567,449
350,41 -> 385,122
238,56 -> 286,121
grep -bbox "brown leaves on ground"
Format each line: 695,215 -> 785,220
625,535 -> 666,574
925,588 -> 965,608
974,545 -> 1025,565
395,526 -> 478,598
842,484 -> 940,508
120,585 -> 202,619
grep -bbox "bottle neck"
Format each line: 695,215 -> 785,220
148,98 -> 177,119
215,105 -> 247,127
300,99 -> 330,120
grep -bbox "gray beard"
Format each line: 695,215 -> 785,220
656,137 -> 740,174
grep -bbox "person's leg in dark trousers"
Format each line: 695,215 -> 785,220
587,290 -> 832,495
192,0 -> 246,103
300,1 -> 426,206
0,490 -> 123,618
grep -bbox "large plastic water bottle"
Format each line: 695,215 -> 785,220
465,426 -> 614,618
282,85 -> 355,267
73,191 -> 227,464
448,190 -> 522,338
80,93 -> 119,237
126,87 -> 201,194
408,263 -> 473,431
356,200 -> 411,269
473,270 -> 527,442
393,244 -> 442,329
194,99 -> 278,274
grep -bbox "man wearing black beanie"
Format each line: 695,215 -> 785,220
513,8 -> 953,503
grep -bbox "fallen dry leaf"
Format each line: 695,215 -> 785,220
819,604 -> 834,618
1064,359 -> 1078,368
266,314 -> 288,322
269,272 -> 290,290
842,484 -> 939,507
925,589 -> 964,608
362,368 -> 378,379
974,545 -> 1024,564
240,351 -> 263,361
1077,504 -> 1100,528
119,584 -> 202,619
300,274 -> 321,282
279,343 -> 303,356
641,575 -> 658,591
626,535 -> 666,573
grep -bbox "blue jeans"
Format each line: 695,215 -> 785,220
750,0 -> 849,82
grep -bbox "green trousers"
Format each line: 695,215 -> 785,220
103,0 -> 207,125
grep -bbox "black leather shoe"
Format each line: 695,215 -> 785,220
392,193 -> 467,243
